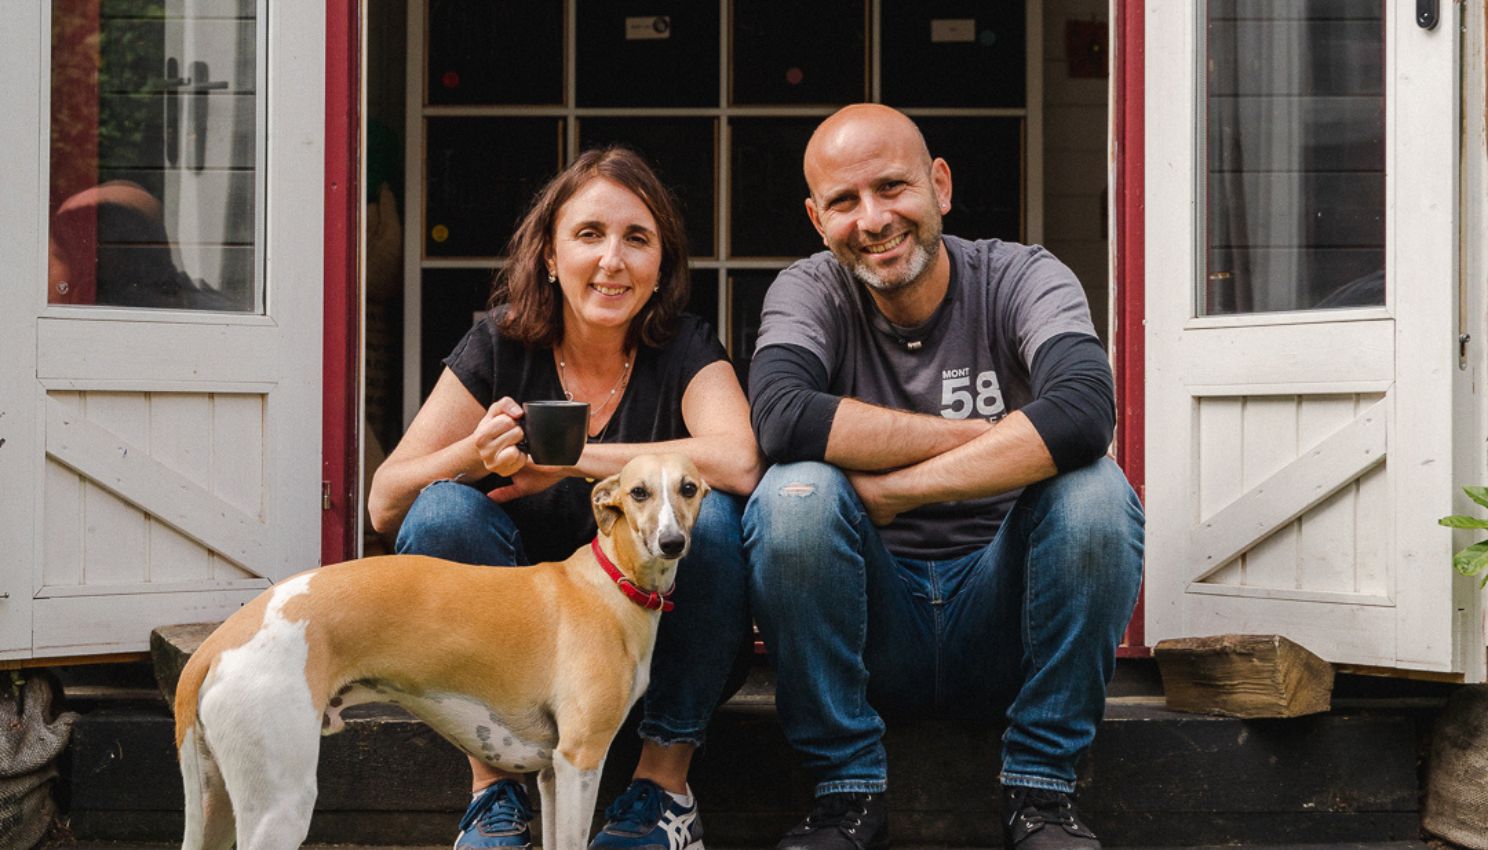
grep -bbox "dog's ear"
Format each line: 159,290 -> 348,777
591,473 -> 624,535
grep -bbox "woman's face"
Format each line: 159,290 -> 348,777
547,177 -> 662,338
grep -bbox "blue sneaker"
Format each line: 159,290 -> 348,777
454,779 -> 533,850
588,779 -> 703,850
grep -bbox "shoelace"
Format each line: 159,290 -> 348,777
460,781 -> 533,834
802,794 -> 869,831
603,779 -> 668,829
1010,789 -> 1078,829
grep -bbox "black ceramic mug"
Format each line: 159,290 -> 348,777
521,400 -> 588,465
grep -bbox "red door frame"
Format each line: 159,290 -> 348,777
317,3 -> 1151,586
322,0 -> 359,566
1114,0 -> 1147,656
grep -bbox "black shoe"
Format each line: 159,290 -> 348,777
1001,786 -> 1100,850
776,792 -> 888,850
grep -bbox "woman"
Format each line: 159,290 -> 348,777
368,147 -> 761,850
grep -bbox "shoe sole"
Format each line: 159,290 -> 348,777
453,829 -> 532,850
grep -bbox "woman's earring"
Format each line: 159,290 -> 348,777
547,269 -> 557,283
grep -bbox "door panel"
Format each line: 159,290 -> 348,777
1145,1 -> 1465,674
0,1 -> 323,660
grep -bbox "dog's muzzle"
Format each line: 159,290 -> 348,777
658,528 -> 687,558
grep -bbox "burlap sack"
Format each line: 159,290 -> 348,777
1424,684 -> 1488,849
0,677 -> 79,850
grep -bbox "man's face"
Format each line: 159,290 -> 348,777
805,134 -> 951,294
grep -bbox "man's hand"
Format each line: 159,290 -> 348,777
826,398 -> 992,471
846,411 -> 1057,520
847,469 -> 907,527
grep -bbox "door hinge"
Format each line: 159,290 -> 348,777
1460,333 -> 1471,370
322,481 -> 332,510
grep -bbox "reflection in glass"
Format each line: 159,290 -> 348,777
1204,1 -> 1384,316
49,0 -> 260,312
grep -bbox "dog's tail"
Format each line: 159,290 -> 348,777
174,644 -> 213,751
178,710 -> 235,850
176,642 -> 235,850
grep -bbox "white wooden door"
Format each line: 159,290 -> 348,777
0,1 -> 324,661
1144,1 -> 1475,677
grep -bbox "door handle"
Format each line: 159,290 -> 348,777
163,57 -> 185,165
186,61 -> 229,172
160,58 -> 229,171
1417,0 -> 1438,30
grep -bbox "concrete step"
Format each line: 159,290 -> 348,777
60,684 -> 1429,847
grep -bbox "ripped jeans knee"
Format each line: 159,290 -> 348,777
754,461 -> 853,504
742,462 -> 864,580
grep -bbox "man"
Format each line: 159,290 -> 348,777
741,104 -> 1144,850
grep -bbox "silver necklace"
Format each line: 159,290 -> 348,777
557,349 -> 632,424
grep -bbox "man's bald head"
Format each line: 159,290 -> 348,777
803,104 -> 934,198
797,104 -> 953,305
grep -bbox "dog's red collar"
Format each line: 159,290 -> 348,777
591,538 -> 675,612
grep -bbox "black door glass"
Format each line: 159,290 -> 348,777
425,117 -> 563,258
882,0 -> 1025,108
578,118 -> 718,258
728,271 -> 776,386
729,118 -> 821,259
731,0 -> 866,105
427,0 -> 564,106
917,117 -> 1023,242
687,269 -> 720,331
421,267 -> 495,399
576,0 -> 719,107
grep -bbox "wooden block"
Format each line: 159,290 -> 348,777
1153,634 -> 1334,718
149,622 -> 220,704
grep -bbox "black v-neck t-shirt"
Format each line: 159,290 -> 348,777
443,309 -> 729,562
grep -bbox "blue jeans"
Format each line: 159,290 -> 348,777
396,480 -> 752,746
742,458 -> 1144,796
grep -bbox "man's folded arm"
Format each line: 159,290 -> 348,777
748,343 -> 840,463
1018,332 -> 1116,473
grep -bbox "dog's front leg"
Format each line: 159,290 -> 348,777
551,747 -> 606,850
536,767 -> 556,850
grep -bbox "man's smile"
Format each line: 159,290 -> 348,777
860,233 -> 909,255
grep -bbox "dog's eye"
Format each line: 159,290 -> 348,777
680,481 -> 698,498
629,486 -> 649,501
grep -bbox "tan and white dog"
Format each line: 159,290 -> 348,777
173,453 -> 709,850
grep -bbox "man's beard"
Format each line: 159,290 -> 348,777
840,222 -> 943,294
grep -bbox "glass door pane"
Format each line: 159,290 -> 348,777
1203,1 -> 1384,316
49,0 -> 261,312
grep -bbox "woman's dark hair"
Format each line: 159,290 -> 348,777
492,146 -> 691,351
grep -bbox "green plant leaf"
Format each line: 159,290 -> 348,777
1440,514 -> 1488,529
1452,541 -> 1488,577
1464,486 -> 1488,510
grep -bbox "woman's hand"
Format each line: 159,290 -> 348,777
473,398 -> 528,477
486,463 -> 570,504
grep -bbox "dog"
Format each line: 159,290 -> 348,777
173,453 -> 709,850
